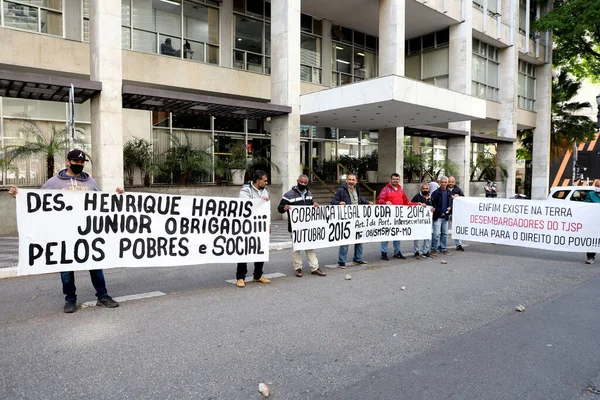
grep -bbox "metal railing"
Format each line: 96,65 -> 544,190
336,163 -> 377,204
301,162 -> 335,195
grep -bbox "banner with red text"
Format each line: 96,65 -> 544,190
289,205 -> 432,251
452,197 -> 600,252
16,190 -> 270,276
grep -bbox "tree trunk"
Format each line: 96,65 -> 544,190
182,171 -> 190,186
143,172 -> 151,187
47,155 -> 54,179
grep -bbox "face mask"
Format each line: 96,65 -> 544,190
70,164 -> 84,175
297,183 -> 308,191
422,191 -> 429,196
594,187 -> 600,193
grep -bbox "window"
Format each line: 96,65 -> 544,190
118,0 -> 219,65
518,60 -> 536,111
404,28 -> 449,88
300,14 -> 322,84
233,0 -> 270,74
332,24 -> 378,86
471,38 -> 500,101
2,0 -> 63,36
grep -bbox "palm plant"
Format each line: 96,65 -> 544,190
0,147 -> 18,183
8,118 -> 86,180
123,138 -> 157,187
161,133 -> 212,186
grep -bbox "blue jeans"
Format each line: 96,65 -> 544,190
381,241 -> 401,255
431,218 -> 448,251
60,270 -> 108,302
413,239 -> 431,254
339,244 -> 363,263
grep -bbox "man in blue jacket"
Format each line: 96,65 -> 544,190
330,174 -> 373,267
431,176 -> 452,254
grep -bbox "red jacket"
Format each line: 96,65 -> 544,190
377,183 -> 418,205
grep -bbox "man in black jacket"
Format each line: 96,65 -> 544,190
278,175 -> 327,277
330,174 -> 373,267
448,176 -> 465,251
431,176 -> 452,254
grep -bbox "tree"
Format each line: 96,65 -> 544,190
123,137 -> 156,187
8,119 -> 86,181
160,133 -> 212,186
518,71 -> 597,160
535,0 -> 600,80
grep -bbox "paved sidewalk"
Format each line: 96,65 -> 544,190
0,219 -> 292,279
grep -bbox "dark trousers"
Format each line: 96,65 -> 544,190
587,253 -> 596,259
60,269 -> 108,302
236,262 -> 264,280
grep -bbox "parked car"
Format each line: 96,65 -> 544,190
547,186 -> 594,202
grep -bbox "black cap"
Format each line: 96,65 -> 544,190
67,149 -> 88,161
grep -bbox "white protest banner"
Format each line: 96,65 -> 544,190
289,205 -> 432,251
452,197 -> 600,252
16,190 -> 270,276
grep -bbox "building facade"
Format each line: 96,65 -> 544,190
0,0 -> 552,200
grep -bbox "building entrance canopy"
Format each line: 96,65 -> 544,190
122,85 -> 291,119
300,75 -> 486,130
0,69 -> 101,103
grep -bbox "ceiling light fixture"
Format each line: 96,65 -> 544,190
357,52 -> 364,56
335,46 -> 344,50
336,59 -> 350,64
160,0 -> 180,6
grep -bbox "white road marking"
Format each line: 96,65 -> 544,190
81,291 -> 166,308
225,272 -> 286,285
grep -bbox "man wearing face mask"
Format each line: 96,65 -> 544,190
278,174 -> 327,277
8,149 -> 122,313
584,179 -> 600,264
412,182 -> 433,259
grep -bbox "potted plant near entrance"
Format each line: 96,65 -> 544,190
364,150 -> 378,182
215,141 -> 279,185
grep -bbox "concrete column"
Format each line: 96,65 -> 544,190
448,7 -> 473,196
378,127 -> 404,183
496,4 -> 519,198
321,19 -> 333,87
270,0 -> 301,191
220,0 -> 233,68
90,0 -> 124,190
378,0 -> 405,76
531,61 -> 552,199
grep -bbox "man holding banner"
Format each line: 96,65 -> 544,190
448,176 -> 465,252
377,173 -> 419,260
584,179 -> 600,264
235,170 -> 272,287
278,174 -> 327,277
431,176 -> 452,254
331,174 -> 373,267
8,149 -> 122,313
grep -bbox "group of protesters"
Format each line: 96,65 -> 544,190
8,148 -> 599,313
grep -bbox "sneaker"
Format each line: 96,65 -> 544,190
354,260 -> 368,265
311,268 -> 327,276
295,269 -> 303,277
422,253 -> 433,259
253,276 -> 271,284
441,249 -> 447,254
457,245 -> 464,251
236,279 -> 246,287
414,252 -> 420,259
97,296 -> 119,308
586,258 -> 595,265
63,301 -> 77,313
430,250 -> 438,255
393,253 -> 406,260
381,253 -> 389,260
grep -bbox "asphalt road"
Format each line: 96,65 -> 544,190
0,242 -> 599,400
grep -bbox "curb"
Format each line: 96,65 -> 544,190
269,241 -> 292,251
0,267 -> 17,279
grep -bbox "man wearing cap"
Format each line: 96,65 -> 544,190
8,149 -> 122,313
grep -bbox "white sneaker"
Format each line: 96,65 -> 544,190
586,258 -> 595,265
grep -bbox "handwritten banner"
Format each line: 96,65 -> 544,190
16,190 -> 270,276
452,197 -> 600,252
289,205 -> 432,251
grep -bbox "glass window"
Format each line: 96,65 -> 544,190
247,0 -> 263,18
155,3 -> 181,37
313,18 -> 322,36
3,1 -> 63,36
184,3 -> 210,43
333,44 -> 351,74
133,29 -> 157,53
422,33 -> 435,50
354,31 -> 365,47
233,0 -> 244,13
472,39 -> 500,100
422,47 -> 449,79
408,37 -> 421,54
405,55 -> 420,80
122,0 -> 130,26
214,117 -> 245,132
301,34 -> 320,67
172,114 -> 211,130
235,15 -> 263,53
365,34 -> 377,50
301,13 -> 312,33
